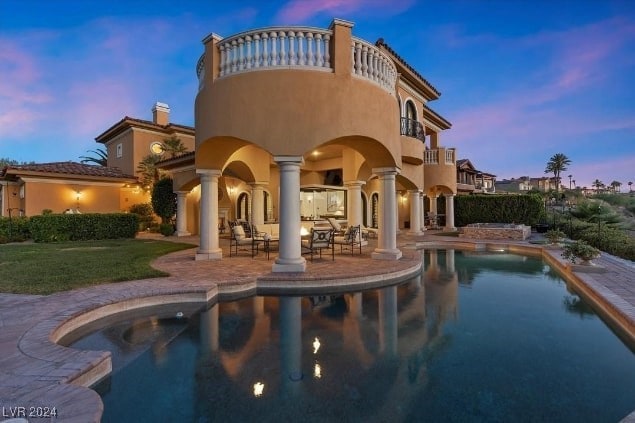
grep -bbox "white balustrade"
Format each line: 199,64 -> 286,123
445,148 -> 455,164
215,27 -> 333,78
424,150 -> 439,165
196,27 -> 396,95
351,37 -> 397,94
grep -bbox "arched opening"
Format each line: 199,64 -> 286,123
237,192 -> 250,221
264,190 -> 272,222
371,192 -> 379,228
362,191 -> 368,227
406,100 -> 417,121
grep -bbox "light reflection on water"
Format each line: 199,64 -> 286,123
72,250 -> 635,423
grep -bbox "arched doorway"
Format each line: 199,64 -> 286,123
362,191 -> 368,227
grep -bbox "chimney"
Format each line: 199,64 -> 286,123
152,102 -> 170,125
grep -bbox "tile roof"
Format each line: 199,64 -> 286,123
375,38 -> 441,97
95,116 -> 194,143
1,161 -> 137,180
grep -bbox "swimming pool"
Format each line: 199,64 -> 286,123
71,249 -> 635,422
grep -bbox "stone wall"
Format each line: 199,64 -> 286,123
459,225 -> 531,240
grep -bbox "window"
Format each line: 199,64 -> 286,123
406,100 -> 417,121
116,143 -> 123,158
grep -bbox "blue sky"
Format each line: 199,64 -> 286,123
1,0 -> 634,189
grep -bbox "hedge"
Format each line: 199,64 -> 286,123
28,213 -> 138,242
454,194 -> 545,227
0,217 -> 31,243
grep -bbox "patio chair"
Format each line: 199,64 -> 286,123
301,228 -> 334,261
230,223 -> 256,257
326,217 -> 345,235
333,225 -> 362,255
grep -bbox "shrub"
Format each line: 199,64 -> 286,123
29,213 -> 138,242
455,194 -> 545,227
561,240 -> 600,264
129,203 -> 155,231
151,177 -> 176,224
159,223 -> 175,236
0,216 -> 31,243
545,229 -> 566,244
42,209 -> 53,215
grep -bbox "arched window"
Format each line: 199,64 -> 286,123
362,191 -> 368,227
264,191 -> 272,222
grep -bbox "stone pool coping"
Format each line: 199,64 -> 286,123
0,234 -> 633,422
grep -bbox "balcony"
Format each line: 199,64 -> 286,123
196,21 -> 398,95
400,117 -> 425,142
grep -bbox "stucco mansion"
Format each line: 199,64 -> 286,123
1,19 -> 458,272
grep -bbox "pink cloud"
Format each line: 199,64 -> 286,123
276,0 -> 414,23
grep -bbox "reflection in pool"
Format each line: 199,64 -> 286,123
72,250 -> 635,422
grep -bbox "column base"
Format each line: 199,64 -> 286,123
372,248 -> 403,260
443,227 -> 457,232
409,230 -> 424,236
195,249 -> 223,261
176,231 -> 191,237
272,257 -> 307,273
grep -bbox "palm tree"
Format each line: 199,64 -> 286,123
592,179 -> 604,194
79,148 -> 108,166
629,181 -> 633,193
610,180 -> 621,193
544,153 -> 571,194
161,135 -> 188,158
137,154 -> 162,189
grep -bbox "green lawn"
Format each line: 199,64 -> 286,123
0,239 -> 195,295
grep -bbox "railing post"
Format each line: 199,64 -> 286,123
329,18 -> 354,76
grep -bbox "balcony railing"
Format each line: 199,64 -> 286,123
351,37 -> 398,94
216,27 -> 333,79
424,148 -> 456,165
197,25 -> 398,95
400,117 -> 425,142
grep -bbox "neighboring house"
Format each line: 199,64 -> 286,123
0,162 -> 140,217
156,18 -> 455,272
1,102 -> 196,218
495,177 -> 532,193
456,159 -> 496,194
95,102 -> 195,179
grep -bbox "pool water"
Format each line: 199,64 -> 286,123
73,250 -> 635,422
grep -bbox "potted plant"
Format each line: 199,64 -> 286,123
545,229 -> 566,245
561,240 -> 600,265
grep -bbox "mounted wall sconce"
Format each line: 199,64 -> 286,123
75,191 -> 82,209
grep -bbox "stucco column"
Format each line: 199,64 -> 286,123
250,182 -> 266,225
196,170 -> 223,261
371,167 -> 402,261
273,156 -> 306,273
344,180 -> 364,227
409,190 -> 422,235
420,194 -> 427,231
175,191 -> 191,236
444,194 -> 456,231
429,194 -> 438,215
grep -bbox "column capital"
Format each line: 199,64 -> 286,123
196,169 -> 222,177
249,181 -> 269,189
343,180 -> 366,188
274,155 -> 304,165
445,193 -> 455,198
175,190 -> 190,195
372,167 -> 400,176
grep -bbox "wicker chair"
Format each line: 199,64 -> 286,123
301,228 -> 334,261
333,225 -> 362,255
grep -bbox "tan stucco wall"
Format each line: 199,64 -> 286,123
195,70 -> 400,170
22,181 -> 123,215
106,129 -> 195,178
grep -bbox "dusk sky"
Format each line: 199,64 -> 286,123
1,0 -> 634,190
